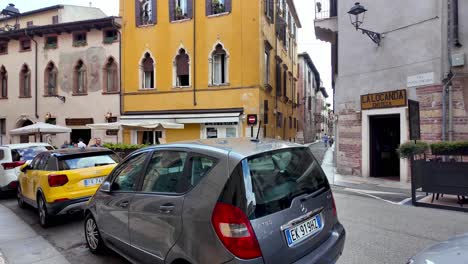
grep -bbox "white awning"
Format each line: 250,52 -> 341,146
10,122 -> 72,135
86,121 -> 184,130
120,112 -> 241,124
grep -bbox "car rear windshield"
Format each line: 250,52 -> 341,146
12,146 -> 54,161
218,147 -> 329,220
58,153 -> 119,170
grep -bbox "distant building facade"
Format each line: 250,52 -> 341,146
0,5 -> 121,146
315,0 -> 468,183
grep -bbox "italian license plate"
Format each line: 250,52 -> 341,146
84,177 -> 106,187
285,214 -> 323,247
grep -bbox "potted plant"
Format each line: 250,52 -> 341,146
431,141 -> 468,156
175,6 -> 184,20
212,0 -> 225,14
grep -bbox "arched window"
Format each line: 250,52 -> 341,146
174,48 -> 190,87
0,66 -> 7,98
104,57 -> 119,93
74,60 -> 87,95
19,64 -> 31,98
210,44 -> 228,85
44,62 -> 58,96
140,52 -> 155,89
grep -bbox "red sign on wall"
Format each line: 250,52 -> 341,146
247,114 -> 258,125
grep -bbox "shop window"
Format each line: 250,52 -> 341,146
174,48 -> 190,87
44,62 -> 58,96
140,52 -> 155,89
170,0 -> 192,21
136,0 -> 157,26
20,39 -> 31,52
0,66 -> 7,98
73,60 -> 87,95
73,32 -> 87,47
210,44 -> 228,85
19,64 -> 31,98
104,57 -> 119,93
45,36 -> 58,49
103,29 -> 118,43
0,42 -> 7,55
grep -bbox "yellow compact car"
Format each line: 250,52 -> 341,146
17,147 -> 120,227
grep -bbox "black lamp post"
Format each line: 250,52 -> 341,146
347,2 -> 381,46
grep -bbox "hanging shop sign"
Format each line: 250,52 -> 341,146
361,90 -> 407,110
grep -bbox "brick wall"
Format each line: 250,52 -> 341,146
452,78 -> 468,141
336,108 -> 362,176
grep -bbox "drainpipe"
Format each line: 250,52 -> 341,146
24,29 -> 39,119
112,18 -> 123,116
192,1 -> 197,106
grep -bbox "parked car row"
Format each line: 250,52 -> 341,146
2,139 -> 347,264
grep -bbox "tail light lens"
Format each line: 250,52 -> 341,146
48,174 -> 68,187
332,193 -> 337,217
8,181 -> 18,189
211,202 -> 262,260
2,161 -> 26,170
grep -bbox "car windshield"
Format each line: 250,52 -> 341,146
58,153 -> 119,170
13,146 -> 54,161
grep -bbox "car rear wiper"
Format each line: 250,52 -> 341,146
300,187 -> 327,202
94,163 -> 114,167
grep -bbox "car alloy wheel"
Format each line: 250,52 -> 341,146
37,195 -> 50,227
17,186 -> 26,209
84,214 -> 106,254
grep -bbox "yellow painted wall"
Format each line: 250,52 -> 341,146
120,0 -> 300,142
166,123 -> 200,142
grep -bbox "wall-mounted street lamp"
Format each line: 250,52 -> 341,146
348,2 -> 381,46
1,4 -> 20,31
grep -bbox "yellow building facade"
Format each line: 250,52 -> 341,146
120,0 -> 301,144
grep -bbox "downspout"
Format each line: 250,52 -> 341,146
112,18 -> 123,116
25,29 -> 39,119
192,1 -> 197,106
448,0 -> 460,141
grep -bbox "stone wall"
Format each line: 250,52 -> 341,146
336,107 -> 362,176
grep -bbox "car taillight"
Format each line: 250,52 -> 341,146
8,181 -> 18,189
2,161 -> 26,170
211,202 -> 262,260
48,174 -> 68,187
332,193 -> 337,217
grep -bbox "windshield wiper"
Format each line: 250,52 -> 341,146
300,187 -> 327,202
94,163 -> 114,167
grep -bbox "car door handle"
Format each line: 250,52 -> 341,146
159,204 -> 175,213
118,201 -> 129,208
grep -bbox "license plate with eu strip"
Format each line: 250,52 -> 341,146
84,177 -> 106,187
285,214 -> 323,247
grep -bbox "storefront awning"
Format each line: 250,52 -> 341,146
86,121 -> 184,130
120,112 -> 242,124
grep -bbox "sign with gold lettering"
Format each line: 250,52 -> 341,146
361,90 -> 407,110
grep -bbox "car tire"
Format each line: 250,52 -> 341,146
37,194 -> 52,228
84,214 -> 107,254
17,185 -> 26,209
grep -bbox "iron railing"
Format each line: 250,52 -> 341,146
314,0 -> 337,20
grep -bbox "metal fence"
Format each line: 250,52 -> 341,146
314,0 -> 337,20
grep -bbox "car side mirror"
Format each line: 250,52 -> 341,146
100,181 -> 111,193
20,164 -> 31,173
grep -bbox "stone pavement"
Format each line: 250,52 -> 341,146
0,204 -> 69,264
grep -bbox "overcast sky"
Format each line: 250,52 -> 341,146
2,0 -> 332,106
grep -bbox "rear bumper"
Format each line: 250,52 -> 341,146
46,196 -> 91,215
292,222 -> 346,264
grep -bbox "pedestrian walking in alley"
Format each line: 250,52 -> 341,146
322,134 -> 329,148
329,136 -> 334,147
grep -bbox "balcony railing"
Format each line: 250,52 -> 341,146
314,0 -> 337,20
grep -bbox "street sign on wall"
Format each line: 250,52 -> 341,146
247,114 -> 258,126
361,90 -> 407,110
408,100 -> 421,140
407,72 -> 434,88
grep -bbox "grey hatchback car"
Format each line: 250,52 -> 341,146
84,138 -> 345,264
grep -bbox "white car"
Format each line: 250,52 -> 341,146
0,143 -> 54,192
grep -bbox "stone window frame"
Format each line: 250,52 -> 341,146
169,0 -> 193,22
208,41 -> 230,87
19,64 -> 31,98
19,38 -> 32,52
139,51 -> 156,90
44,61 -> 58,97
73,60 -> 88,96
103,28 -> 119,44
206,0 -> 232,17
103,56 -> 119,94
44,34 -> 58,50
172,45 -> 191,88
72,31 -> 88,47
0,65 -> 7,99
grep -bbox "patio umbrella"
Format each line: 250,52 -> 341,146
9,122 -> 72,142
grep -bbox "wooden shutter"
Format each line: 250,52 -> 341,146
187,0 -> 193,18
169,0 -> 175,21
264,100 -> 269,125
135,0 -> 142,26
152,0 -> 157,24
206,0 -> 212,16
225,0 -> 232,13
